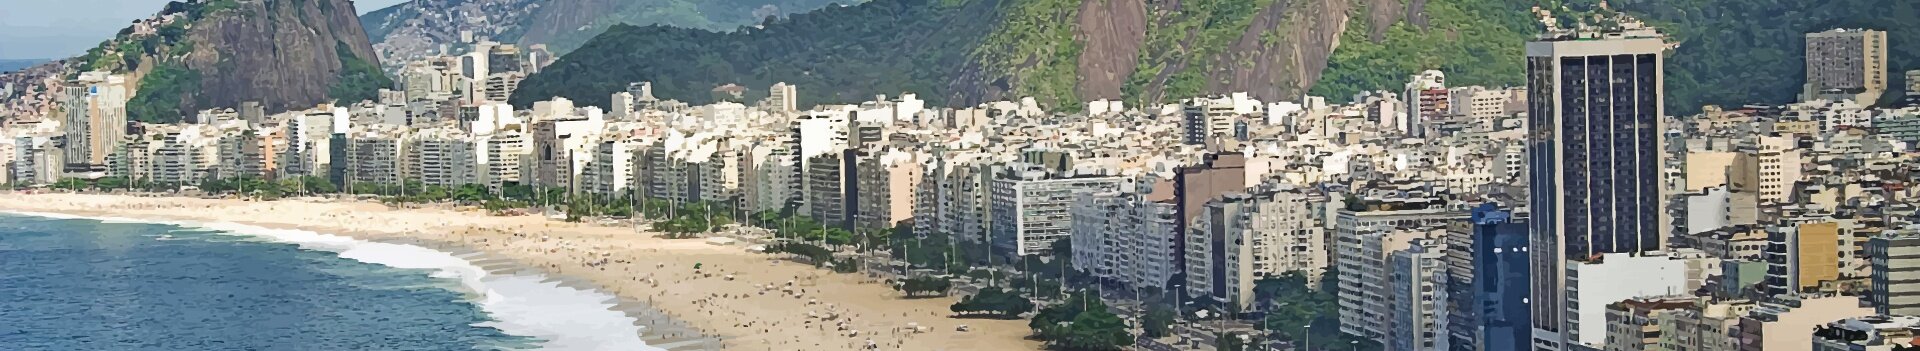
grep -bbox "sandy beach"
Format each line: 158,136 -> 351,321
0,192 -> 1043,351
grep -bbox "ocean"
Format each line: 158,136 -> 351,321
0,212 -> 661,350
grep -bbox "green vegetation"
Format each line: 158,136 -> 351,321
328,41 -> 394,103
1141,306 -> 1175,338
950,287 -> 1035,318
1308,0 -> 1535,102
1029,290 -> 1133,350
1594,0 -> 1920,113
126,62 -> 203,123
1256,271 -> 1381,351
898,276 -> 955,297
1122,0 -> 1273,104
968,0 -> 1082,110
527,0 -> 871,54
511,0 -> 999,108
644,200 -> 736,237
362,0 -> 869,55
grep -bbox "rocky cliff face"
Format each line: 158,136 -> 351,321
180,0 -> 382,113
66,0 -> 388,122
948,0 -> 1367,107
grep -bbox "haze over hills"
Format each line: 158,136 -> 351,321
514,0 -> 1920,114
0,59 -> 49,73
359,0 -> 863,63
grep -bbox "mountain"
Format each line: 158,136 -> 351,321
512,0 -> 1537,110
359,0 -> 862,63
70,0 -> 389,123
514,0 -> 1920,113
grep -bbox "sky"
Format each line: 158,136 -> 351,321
0,0 -> 410,60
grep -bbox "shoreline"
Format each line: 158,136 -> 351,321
1,208 -> 709,350
0,192 -> 1045,351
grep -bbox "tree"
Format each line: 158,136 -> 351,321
1217,331 -> 1258,351
950,287 -> 1033,319
1142,307 -> 1175,338
1031,290 -> 1132,350
52,178 -> 88,191
898,276 -> 953,298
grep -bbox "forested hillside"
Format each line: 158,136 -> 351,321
362,0 -> 864,63
518,0 -> 1522,109
1601,0 -> 1920,114
516,0 -> 1920,114
511,0 -> 999,108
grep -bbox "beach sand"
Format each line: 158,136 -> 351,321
0,192 -> 1043,351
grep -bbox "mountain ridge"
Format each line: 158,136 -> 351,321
359,0 -> 864,63
514,0 -> 1920,114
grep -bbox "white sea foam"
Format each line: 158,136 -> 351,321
2,211 -> 663,351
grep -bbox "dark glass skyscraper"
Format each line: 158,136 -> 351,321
1454,204 -> 1531,351
1524,33 -> 1665,351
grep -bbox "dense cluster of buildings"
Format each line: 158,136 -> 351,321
11,11 -> 1920,351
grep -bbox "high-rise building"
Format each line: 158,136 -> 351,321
1174,153 -> 1248,274
62,72 -> 128,174
1335,204 -> 1464,339
1070,183 -> 1180,294
1525,31 -> 1666,351
989,164 -> 1125,257
1184,184 -> 1326,310
1444,204 -> 1531,351
1868,231 -> 1920,316
1182,96 -> 1237,145
1803,29 -> 1888,103
1388,240 -> 1449,351
1404,70 -> 1448,137
1907,70 -> 1920,96
767,82 -> 798,113
1765,221 -> 1842,297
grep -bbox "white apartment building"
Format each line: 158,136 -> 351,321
1757,135 -> 1803,204
345,130 -> 405,186
11,135 -> 61,186
921,153 -> 996,245
215,129 -> 281,180
744,140 -> 798,213
1389,240 -> 1449,351
1334,206 -> 1465,338
1182,95 -> 1244,145
152,128 -> 217,185
480,130 -> 529,191
1184,185 -> 1327,310
406,128 -> 478,188
586,138 -> 642,196
1070,185 -> 1179,294
1564,252 -> 1699,348
989,164 -> 1124,257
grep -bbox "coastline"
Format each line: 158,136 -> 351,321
0,192 -> 1045,351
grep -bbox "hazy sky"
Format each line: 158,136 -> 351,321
0,0 -> 410,60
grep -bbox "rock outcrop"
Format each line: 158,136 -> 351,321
179,0 -> 383,114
